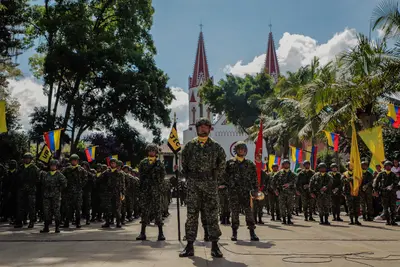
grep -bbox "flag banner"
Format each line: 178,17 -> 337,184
106,155 -> 118,166
84,146 -> 96,162
44,129 -> 62,152
358,126 -> 385,172
311,145 -> 318,170
268,154 -> 281,172
369,155 -> 381,173
255,120 -> 263,188
168,122 -> 181,154
290,146 -> 303,163
323,131 -> 340,152
387,103 -> 400,128
38,145 -> 52,163
125,161 -> 131,167
350,121 -> 362,196
0,100 -> 7,133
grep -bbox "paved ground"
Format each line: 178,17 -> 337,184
1,202 -> 400,267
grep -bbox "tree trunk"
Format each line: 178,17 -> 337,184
62,77 -> 82,129
52,71 -> 64,123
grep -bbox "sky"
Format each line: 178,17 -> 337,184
9,0 -> 384,142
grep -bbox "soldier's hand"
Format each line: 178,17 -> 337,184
296,191 -> 300,196
218,185 -> 226,189
283,183 -> 289,189
373,191 -> 379,197
311,193 -> 316,198
321,186 -> 327,192
303,184 -> 309,189
275,190 -> 279,196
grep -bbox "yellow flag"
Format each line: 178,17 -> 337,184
0,100 -> 7,133
125,161 -> 131,167
112,155 -> 118,160
358,126 -> 385,170
168,121 -> 181,153
369,155 -> 382,173
350,121 -> 362,196
38,145 -> 52,163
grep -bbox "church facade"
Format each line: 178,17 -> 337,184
183,28 -> 280,161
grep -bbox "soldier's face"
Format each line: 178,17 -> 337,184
272,166 -> 278,172
304,163 -> 310,169
332,167 -> 338,172
23,158 -> 31,164
197,125 -> 210,137
50,165 -> 57,171
282,163 -> 290,169
71,159 -> 78,166
110,162 -> 117,169
385,165 -> 392,171
361,164 -> 368,170
123,168 -> 129,173
394,160 -> 399,167
319,167 -> 327,173
236,148 -> 247,157
376,166 -> 381,171
148,151 -> 156,157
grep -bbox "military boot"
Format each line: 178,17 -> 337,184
62,220 -> 70,228
116,219 -> 122,228
14,221 -> 23,228
287,216 -> 293,225
179,241 -> 194,257
258,214 -> 264,225
355,217 -> 362,226
319,215 -> 324,225
271,214 -> 275,221
28,221 -> 34,228
304,212 -> 309,221
226,214 -> 231,225
332,213 -> 337,221
40,221 -> 50,233
349,216 -> 354,225
101,219 -> 110,228
75,215 -> 81,229
276,214 -> 281,221
219,215 -> 223,224
55,220 -> 60,233
324,215 -> 330,225
362,214 -> 367,221
231,228 -> 238,241
391,220 -> 398,226
211,241 -> 223,258
336,213 -> 343,221
136,224 -> 146,240
86,216 -> 90,225
282,217 -> 287,225
204,228 -> 210,242
157,225 -> 165,241
250,229 -> 259,241
309,215 -> 315,221
386,218 -> 391,226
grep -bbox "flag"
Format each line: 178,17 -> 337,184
168,121 -> 181,154
290,146 -> 303,163
369,155 -> 382,173
255,120 -> 263,188
84,146 -> 96,163
268,154 -> 281,172
43,129 -> 62,152
387,103 -> 400,128
358,126 -> 385,173
0,100 -> 7,133
125,161 -> 131,167
106,155 -> 118,166
350,120 -> 362,196
38,145 -> 52,163
311,145 -> 318,170
323,131 -> 340,152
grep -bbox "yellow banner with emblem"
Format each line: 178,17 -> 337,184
38,145 -> 52,163
168,121 -> 181,153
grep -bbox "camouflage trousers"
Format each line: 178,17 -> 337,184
66,193 -> 83,222
91,190 -> 101,219
268,191 -> 280,217
185,180 -> 221,242
345,195 -> 360,218
230,192 -> 255,230
301,192 -> 312,217
43,196 -> 61,221
162,193 -> 169,215
381,192 -> 397,222
82,191 -> 92,219
140,193 -> 163,226
331,194 -> 341,217
16,190 -> 36,222
278,191 -> 294,218
218,190 -> 229,216
103,194 -> 122,221
253,199 -> 265,217
125,195 -> 134,218
359,190 -> 374,217
316,194 -> 331,216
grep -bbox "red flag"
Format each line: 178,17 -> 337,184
255,120 -> 263,188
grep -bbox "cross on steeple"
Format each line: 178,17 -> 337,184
269,21 -> 272,32
200,23 -> 203,32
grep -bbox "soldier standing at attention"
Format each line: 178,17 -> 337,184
274,159 -> 297,225
373,161 -> 399,226
62,154 -> 87,229
254,170 -> 267,225
296,160 -> 315,221
267,164 -> 280,221
360,161 -> 374,221
136,144 -> 166,241
40,160 -> 67,233
309,163 -> 332,225
226,141 -> 259,242
14,153 -> 40,229
329,163 -> 343,221
342,162 -> 361,226
218,176 -> 230,225
179,118 -> 226,258
81,161 -> 95,225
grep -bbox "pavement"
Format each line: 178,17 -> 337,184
1,202 -> 400,267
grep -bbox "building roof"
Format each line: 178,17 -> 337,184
189,30 -> 210,89
264,29 -> 280,82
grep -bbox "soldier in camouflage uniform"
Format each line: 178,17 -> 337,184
14,153 -> 40,228
81,161 -> 95,225
309,163 -> 332,225
131,169 -> 140,219
373,161 -> 399,226
136,144 -> 166,241
91,164 -> 102,222
40,160 -> 67,233
360,161 -> 374,221
329,163 -> 343,221
162,177 -> 171,218
1,160 -> 18,222
218,177 -> 230,225
180,118 -> 225,258
267,163 -> 280,221
226,141 -> 259,241
253,170 -> 267,224
62,154 -> 87,228
274,159 -> 297,225
296,160 -> 315,221
342,162 -> 361,225
122,166 -> 135,222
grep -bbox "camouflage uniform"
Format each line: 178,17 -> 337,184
329,169 -> 343,221
274,166 -> 297,224
309,168 -> 332,224
253,171 -> 268,224
1,161 -> 18,221
267,171 -> 280,221
296,166 -> 315,220
342,171 -> 361,225
123,166 -> 135,221
162,177 -> 171,217
81,162 -> 95,224
218,180 -> 230,224
91,166 -> 102,221
360,170 -> 374,220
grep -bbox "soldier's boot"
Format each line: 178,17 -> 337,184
211,241 -> 223,258
219,215 -> 223,224
367,215 -> 373,222
304,212 -> 309,221
276,214 -> 281,221
309,215 -> 315,221
85,215 -> 90,225
249,229 -> 259,241
319,215 -> 324,225
391,220 -> 398,226
62,221 -> 70,228
226,214 -> 231,225
337,213 -> 343,221
116,219 -> 122,228
355,217 -> 362,226
55,220 -> 60,233
362,214 -> 367,221
75,215 -> 81,229
287,216 -> 293,225
136,224 -> 146,240
231,228 -> 238,241
349,216 -> 355,225
28,221 -> 34,228
101,219 -> 110,228
282,217 -> 287,225
332,213 -> 337,221
40,221 -> 50,233
204,228 -> 210,242
258,214 -> 265,225
157,225 -> 165,241
324,215 -> 330,225
14,221 -> 23,228
386,218 -> 391,226
271,214 -> 275,221
179,241 -> 194,257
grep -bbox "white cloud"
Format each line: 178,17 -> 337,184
225,28 -> 359,77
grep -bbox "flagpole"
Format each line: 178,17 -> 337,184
173,112 -> 182,241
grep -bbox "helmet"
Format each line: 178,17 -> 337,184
122,165 -> 129,170
81,161 -> 89,167
272,163 -> 279,168
330,163 -> 338,168
70,154 -> 80,160
361,161 -> 369,165
195,117 -> 212,128
23,153 -> 33,159
318,162 -> 327,169
303,160 -> 311,165
109,158 -> 117,164
234,141 -> 247,154
282,159 -> 290,165
384,160 -> 393,167
117,160 -> 124,166
49,159 -> 59,166
146,143 -> 159,153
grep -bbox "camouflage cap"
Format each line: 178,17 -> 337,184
303,160 -> 311,165
318,162 -> 327,169
361,161 -> 369,165
10,159 -> 17,164
195,117 -> 212,128
282,159 -> 290,165
330,163 -> 338,168
146,143 -> 159,153
70,154 -> 80,160
271,163 -> 279,168
234,141 -> 247,152
109,158 -> 117,164
384,160 -> 393,167
49,159 -> 59,166
117,160 -> 124,166
81,161 -> 89,167
23,152 -> 33,159
122,165 -> 129,170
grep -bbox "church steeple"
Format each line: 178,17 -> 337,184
264,24 -> 280,82
189,28 -> 210,89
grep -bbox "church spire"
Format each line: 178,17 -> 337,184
189,27 -> 210,89
264,24 -> 280,82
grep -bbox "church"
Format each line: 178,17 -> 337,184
183,27 -> 280,161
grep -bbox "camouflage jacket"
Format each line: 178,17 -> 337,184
296,169 -> 315,193
309,172 -> 333,197
138,158 -> 165,191
342,171 -> 358,196
182,137 -> 226,183
83,170 -> 96,193
274,169 -> 297,194
62,165 -> 88,194
225,158 -> 257,193
329,172 -> 342,195
373,171 -> 399,194
98,169 -> 125,196
17,164 -> 40,193
266,172 -> 278,192
360,170 -> 374,193
41,171 -> 67,198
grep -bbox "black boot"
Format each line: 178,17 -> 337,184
136,224 -> 146,240
309,215 -> 315,221
276,214 -> 281,221
362,214 -> 367,221
386,219 -> 391,226
226,215 -> 231,225
231,228 -> 238,241
86,216 -> 90,225
179,241 -> 194,257
204,228 -> 210,242
349,216 -> 354,225
62,221 -> 70,228
324,215 -> 330,225
355,217 -> 362,226
211,241 -> 223,258
258,215 -> 264,225
250,229 -> 259,241
40,221 -> 50,233
75,216 -> 81,229
116,219 -> 122,228
28,221 -> 34,228
157,225 -> 165,241
101,219 -> 110,228
271,214 -> 275,221
287,216 -> 293,225
55,220 -> 60,233
304,212 -> 309,221
14,221 -> 23,228
319,215 -> 324,225
282,217 -> 287,225
219,215 -> 223,224
391,220 -> 398,226
332,214 -> 337,221
337,213 -> 343,221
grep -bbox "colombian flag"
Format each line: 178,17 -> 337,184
324,131 -> 340,152
290,146 -> 303,163
106,155 -> 118,166
268,154 -> 281,171
84,146 -> 96,162
43,129 -> 62,152
387,103 -> 400,128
